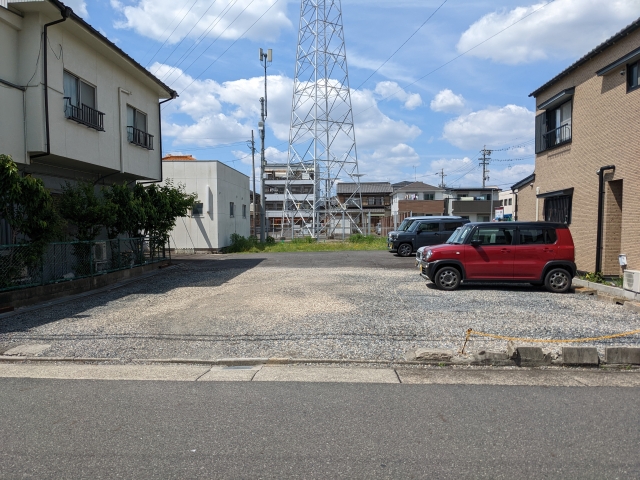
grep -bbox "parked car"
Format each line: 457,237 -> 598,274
386,216 -> 432,246
388,216 -> 469,257
417,222 -> 576,293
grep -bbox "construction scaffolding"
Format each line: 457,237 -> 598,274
283,0 -> 363,239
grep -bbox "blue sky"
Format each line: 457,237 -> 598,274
69,0 -> 638,190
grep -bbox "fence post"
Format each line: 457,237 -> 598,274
89,241 -> 94,276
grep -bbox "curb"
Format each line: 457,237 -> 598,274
1,347 -> 639,368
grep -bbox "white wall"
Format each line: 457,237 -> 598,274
162,161 -> 250,250
1,2 -> 171,183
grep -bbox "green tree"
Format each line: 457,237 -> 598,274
102,183 -> 146,239
0,154 -> 61,246
58,181 -> 115,241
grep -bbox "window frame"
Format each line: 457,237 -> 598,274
242,204 -> 247,218
191,202 -> 204,217
126,105 -> 154,150
627,60 -> 639,92
230,202 -> 235,218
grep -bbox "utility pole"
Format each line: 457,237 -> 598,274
438,168 -> 446,188
247,131 -> 256,236
258,48 -> 272,243
479,145 -> 492,188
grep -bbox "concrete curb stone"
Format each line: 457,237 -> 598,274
562,347 -> 599,366
605,347 -> 640,365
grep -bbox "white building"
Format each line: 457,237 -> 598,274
162,157 -> 250,252
0,0 -> 175,192
444,187 -> 499,222
495,190 -> 516,221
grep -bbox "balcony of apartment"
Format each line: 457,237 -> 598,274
64,98 -> 105,131
451,199 -> 493,215
538,124 -> 572,153
127,126 -> 154,150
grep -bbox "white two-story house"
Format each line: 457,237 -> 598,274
0,0 -> 176,195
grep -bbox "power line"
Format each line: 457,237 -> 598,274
146,0 -> 200,67
164,0 -> 261,90
154,0 -> 240,80
355,0 -> 448,90
153,0 -> 221,71
352,0 -> 555,121
139,1 -> 193,64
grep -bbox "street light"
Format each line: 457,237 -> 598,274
258,48 -> 272,243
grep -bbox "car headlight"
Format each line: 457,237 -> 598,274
424,250 -> 433,261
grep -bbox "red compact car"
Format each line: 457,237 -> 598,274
418,222 -> 576,293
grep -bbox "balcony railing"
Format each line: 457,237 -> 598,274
127,126 -> 154,150
64,98 -> 105,131
542,124 -> 571,151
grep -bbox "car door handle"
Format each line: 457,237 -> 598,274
543,248 -> 554,252
501,248 -> 511,253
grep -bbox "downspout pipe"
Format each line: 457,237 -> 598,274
138,94 -> 177,185
30,7 -> 72,160
595,165 -> 615,274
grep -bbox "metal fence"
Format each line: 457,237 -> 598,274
0,238 -> 168,292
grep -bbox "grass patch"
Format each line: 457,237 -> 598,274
224,234 -> 387,253
580,271 -> 623,288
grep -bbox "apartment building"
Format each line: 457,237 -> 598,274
263,163 -> 317,235
337,182 -> 391,230
162,157 -> 250,251
518,17 -> 640,274
0,0 -> 175,193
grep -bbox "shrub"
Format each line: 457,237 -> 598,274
266,235 -> 276,245
348,234 -> 378,244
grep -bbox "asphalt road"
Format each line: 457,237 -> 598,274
1,377 -> 638,479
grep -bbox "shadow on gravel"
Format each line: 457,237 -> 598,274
0,257 -> 265,334
423,281 -> 559,293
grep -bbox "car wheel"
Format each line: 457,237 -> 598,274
544,268 -> 571,293
397,243 -> 412,257
434,266 -> 461,291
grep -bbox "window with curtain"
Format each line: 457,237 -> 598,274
63,71 -> 95,109
127,105 -> 147,133
543,194 -> 572,224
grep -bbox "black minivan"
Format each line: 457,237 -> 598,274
387,216 -> 469,257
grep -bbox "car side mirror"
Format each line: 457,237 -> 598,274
470,239 -> 482,247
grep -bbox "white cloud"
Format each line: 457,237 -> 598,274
65,0 -> 88,18
457,0 -> 639,64
442,105 -> 534,150
374,81 -> 422,110
111,0 -> 291,43
430,89 -> 465,113
155,64 -> 422,173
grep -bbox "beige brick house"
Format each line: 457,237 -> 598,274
517,17 -> 640,275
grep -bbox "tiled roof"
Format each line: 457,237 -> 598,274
163,154 -> 196,161
336,182 -> 392,194
529,16 -> 640,98
394,181 -> 442,193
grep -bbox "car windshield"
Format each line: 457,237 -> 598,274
446,225 -> 473,244
397,219 -> 415,232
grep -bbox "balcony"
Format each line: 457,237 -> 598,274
64,98 -> 105,131
127,126 -> 154,150
539,124 -> 571,153
451,200 -> 492,215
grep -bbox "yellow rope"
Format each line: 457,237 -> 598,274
461,328 -> 640,354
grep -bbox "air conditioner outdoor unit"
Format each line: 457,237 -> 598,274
92,241 -> 107,262
623,269 -> 640,293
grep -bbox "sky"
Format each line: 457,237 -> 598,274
67,0 -> 639,190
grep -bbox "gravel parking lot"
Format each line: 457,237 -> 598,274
1,251 -> 639,361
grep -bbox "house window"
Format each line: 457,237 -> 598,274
628,61 -> 639,91
543,194 -> 572,224
508,198 -> 513,206
63,71 -> 104,131
191,202 -> 204,217
535,99 -> 572,153
423,193 -> 435,200
242,204 -> 247,218
230,202 -> 235,217
127,106 -> 154,150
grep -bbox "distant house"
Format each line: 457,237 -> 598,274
391,182 -> 445,218
162,156 -> 250,252
336,182 -> 392,228
518,17 -> 640,274
443,187 -> 499,222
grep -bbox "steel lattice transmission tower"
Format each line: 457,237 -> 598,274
283,0 -> 363,238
